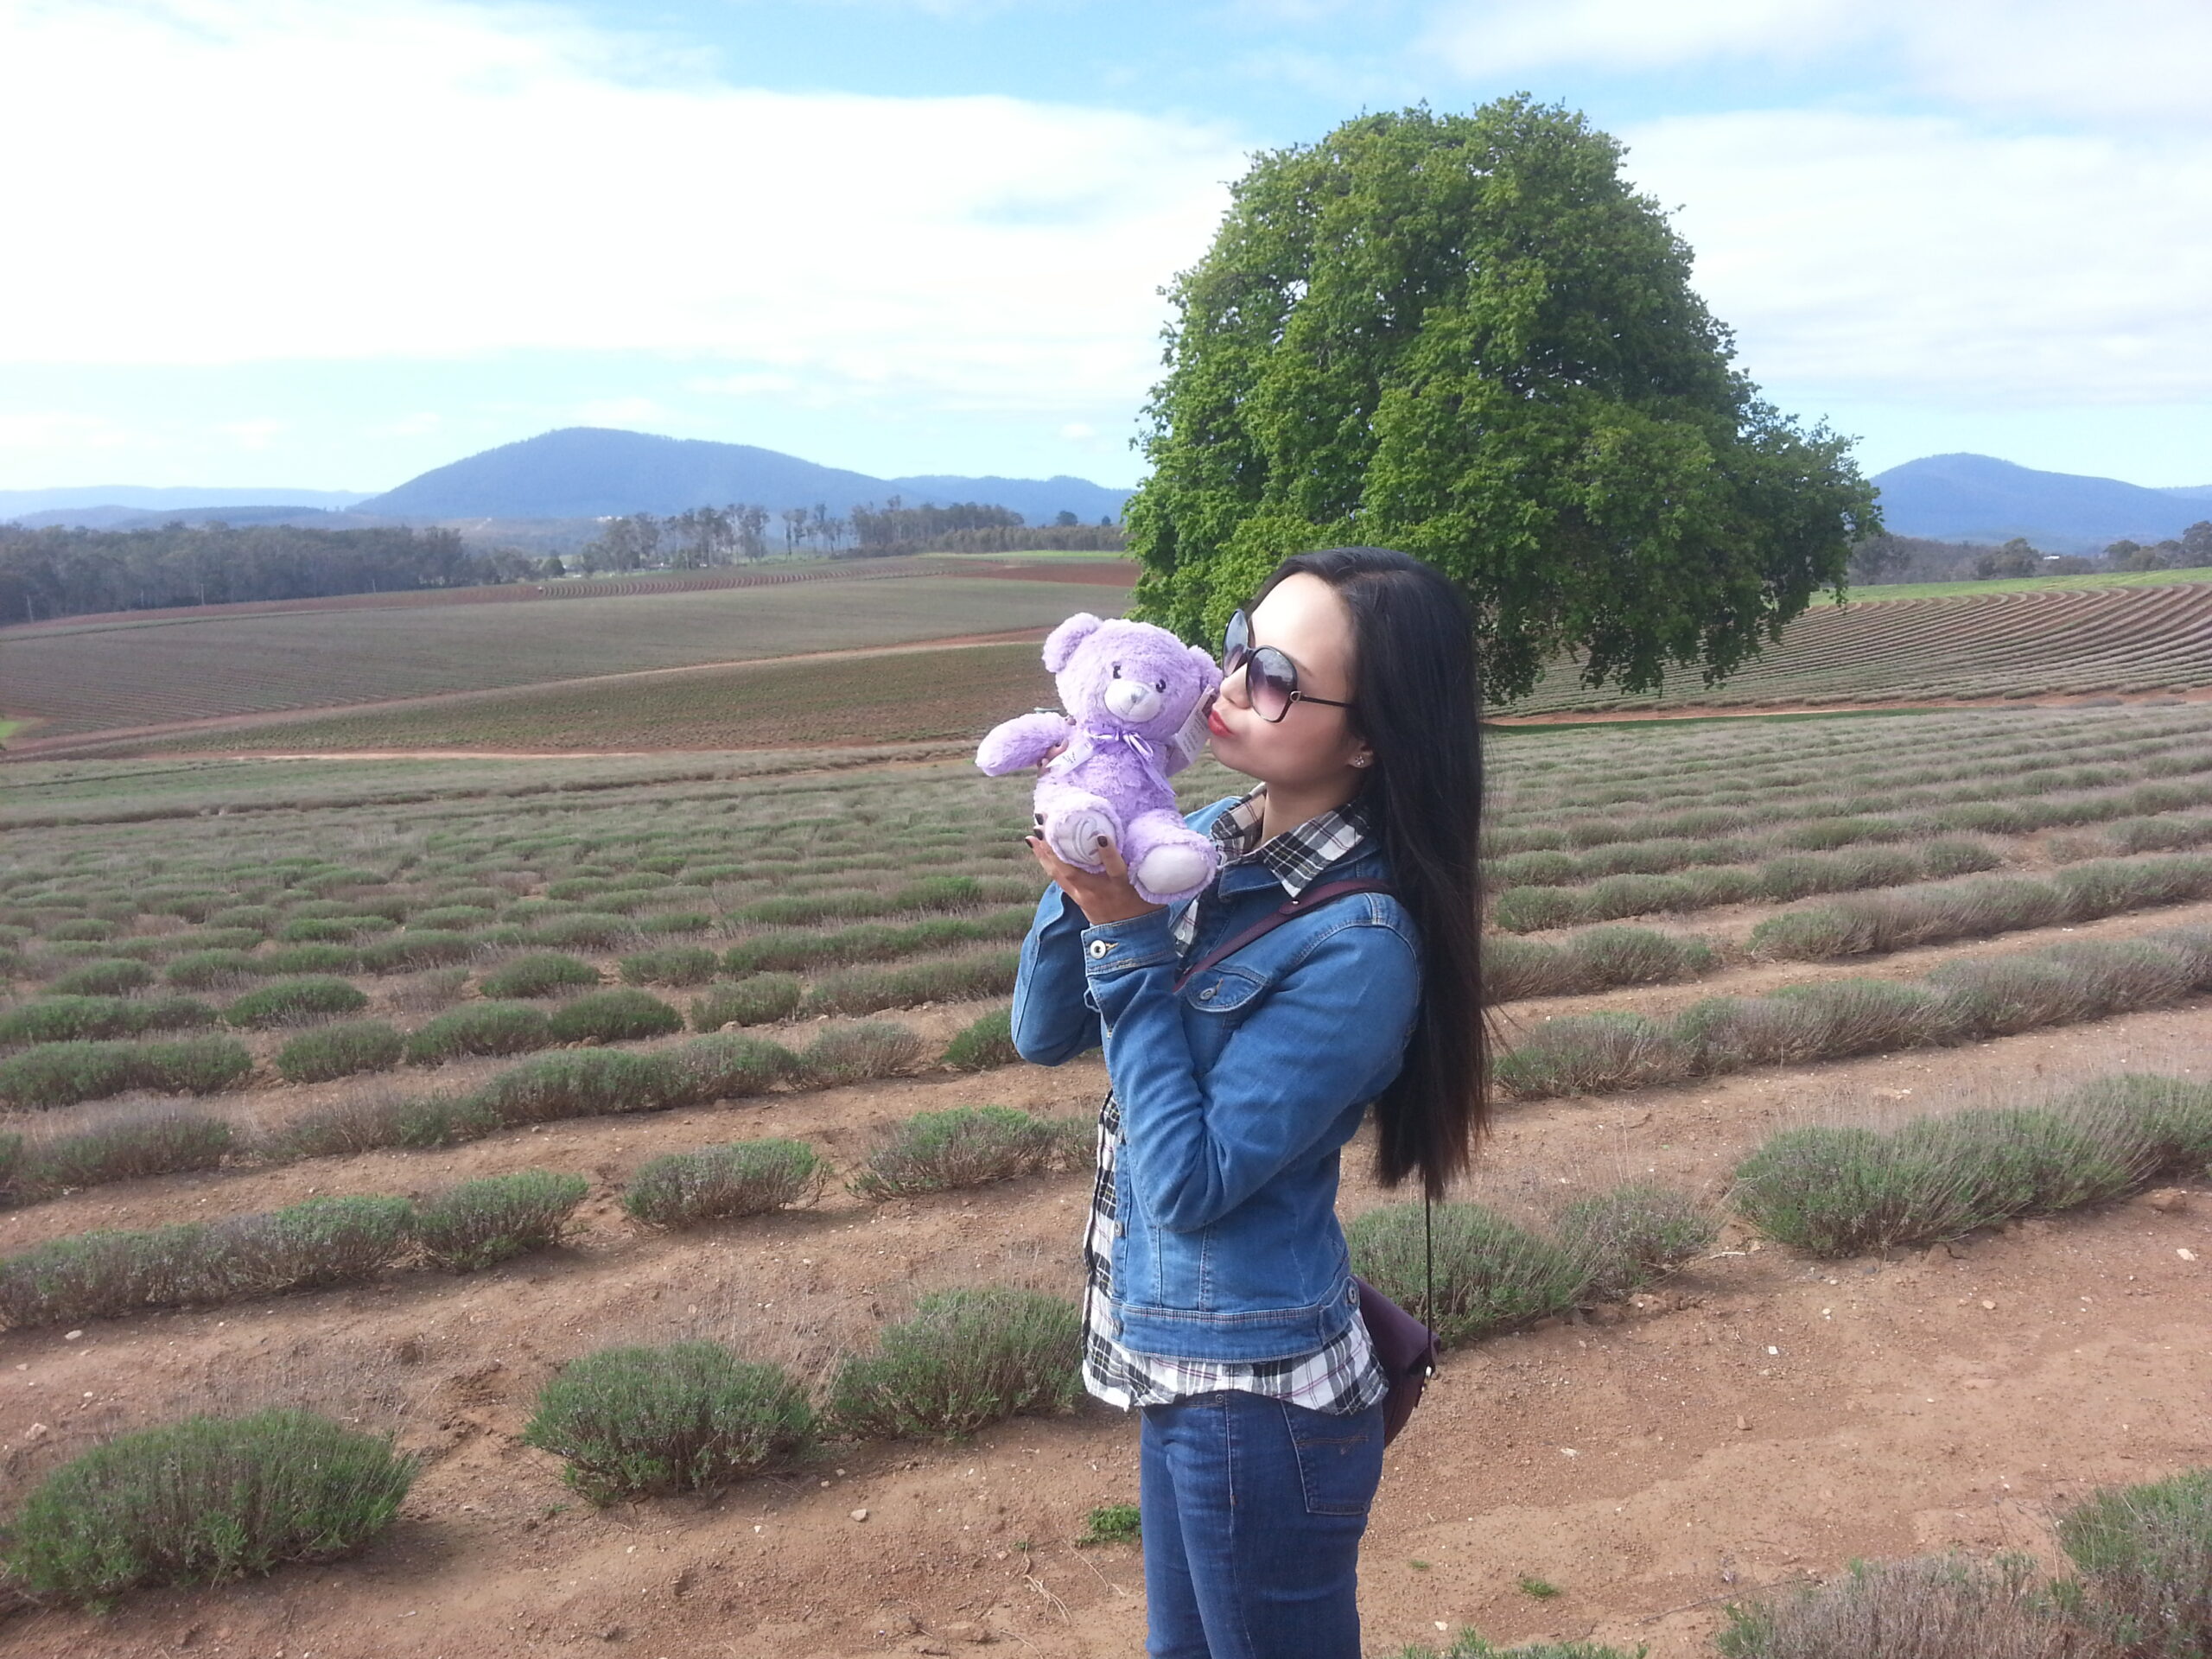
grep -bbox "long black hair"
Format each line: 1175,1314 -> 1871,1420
1249,546 -> 1487,1199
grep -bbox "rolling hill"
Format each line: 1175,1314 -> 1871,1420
20,442 -> 2206,550
356,428 -> 1129,524
1871,454 -> 2212,550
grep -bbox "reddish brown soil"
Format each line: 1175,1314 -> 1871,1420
936,562 -> 1134,588
2,898 -> 2208,1656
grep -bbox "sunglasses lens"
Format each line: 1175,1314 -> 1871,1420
1222,609 -> 1250,672
1249,647 -> 1297,721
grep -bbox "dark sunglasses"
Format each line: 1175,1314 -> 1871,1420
1221,607 -> 1356,723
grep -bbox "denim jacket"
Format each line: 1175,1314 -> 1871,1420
1011,796 -> 1421,1364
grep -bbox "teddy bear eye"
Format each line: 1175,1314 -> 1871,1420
1109,663 -> 1122,677
1154,678 -> 1166,691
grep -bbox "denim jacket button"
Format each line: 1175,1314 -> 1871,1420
1087,940 -> 1111,959
1198,985 -> 1216,1000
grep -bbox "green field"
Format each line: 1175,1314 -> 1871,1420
0,574 -> 1121,741
73,641 -> 1058,759
16,558 -> 2211,757
0,747 -> 916,829
8,702 -> 2212,1121
1845,563 -> 2212,602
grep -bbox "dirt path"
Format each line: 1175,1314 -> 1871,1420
1,921 -> 2207,1655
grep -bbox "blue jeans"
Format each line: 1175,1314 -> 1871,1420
1138,1391 -> 1387,1659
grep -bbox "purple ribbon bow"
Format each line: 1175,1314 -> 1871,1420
1051,728 -> 1161,780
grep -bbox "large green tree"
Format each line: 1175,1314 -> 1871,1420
1125,97 -> 1881,701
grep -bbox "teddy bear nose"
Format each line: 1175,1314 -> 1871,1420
1105,680 -> 1162,721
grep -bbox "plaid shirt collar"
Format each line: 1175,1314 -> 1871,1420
1208,784 -> 1374,899
1172,785 -> 1374,950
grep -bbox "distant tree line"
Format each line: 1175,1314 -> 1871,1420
0,493 -> 1134,624
847,499 -> 1019,552
575,504 -> 796,572
0,522 -> 475,625
921,520 -> 1126,553
2102,525 -> 2212,572
1848,520 -> 2212,587
581,498 -> 1126,566
847,499 -> 1121,554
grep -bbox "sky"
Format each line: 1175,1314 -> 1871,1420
1,0 -> 2209,495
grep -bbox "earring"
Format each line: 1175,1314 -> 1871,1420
1351,756 -> 1370,768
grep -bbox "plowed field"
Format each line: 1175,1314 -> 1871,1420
1509,579 -> 2212,714
0,572 -> 1130,742
0,709 -> 2207,1655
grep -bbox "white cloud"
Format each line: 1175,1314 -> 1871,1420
1428,0 -> 1862,76
219,418 -> 285,449
0,412 -> 137,452
686,371 -> 802,398
1426,0 -> 2212,126
571,396 -> 668,427
1414,1 -> 2212,406
0,0 -> 1243,416
1897,3 -> 2212,126
1620,109 -> 2212,404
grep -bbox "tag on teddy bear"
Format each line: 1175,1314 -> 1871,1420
1160,689 -> 1216,776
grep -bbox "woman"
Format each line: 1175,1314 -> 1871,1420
1011,545 -> 1488,1659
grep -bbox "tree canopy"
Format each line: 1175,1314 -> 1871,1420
1124,97 -> 1881,702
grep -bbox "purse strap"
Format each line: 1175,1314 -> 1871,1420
1166,875 -> 1433,1360
1423,1196 -> 1435,1372
1168,877 -> 1395,994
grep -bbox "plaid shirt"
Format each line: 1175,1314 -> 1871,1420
1081,786 -> 1389,1415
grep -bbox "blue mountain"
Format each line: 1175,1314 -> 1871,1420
0,485 -> 370,522
1872,454 -> 2212,550
356,428 -> 1128,524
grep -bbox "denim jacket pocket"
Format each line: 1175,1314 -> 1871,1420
1280,1399 -> 1384,1517
1178,963 -> 1269,1014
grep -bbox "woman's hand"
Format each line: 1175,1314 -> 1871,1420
1025,831 -> 1163,927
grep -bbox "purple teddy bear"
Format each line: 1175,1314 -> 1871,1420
976,612 -> 1224,906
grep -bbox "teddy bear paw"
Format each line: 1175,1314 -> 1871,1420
1133,842 -> 1211,899
1048,809 -> 1116,868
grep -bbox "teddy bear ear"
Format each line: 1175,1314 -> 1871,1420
1042,613 -> 1103,673
1187,644 -> 1223,687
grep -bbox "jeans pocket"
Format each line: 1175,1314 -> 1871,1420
1279,1401 -> 1383,1518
